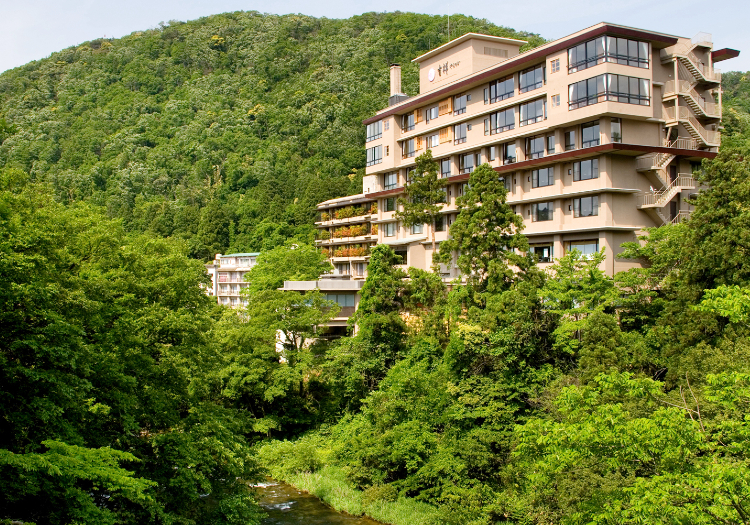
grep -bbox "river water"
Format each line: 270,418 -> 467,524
254,480 -> 382,525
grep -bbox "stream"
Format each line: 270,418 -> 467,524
254,480 -> 382,525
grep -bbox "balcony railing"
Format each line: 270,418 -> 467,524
661,43 -> 721,82
641,174 -> 696,207
664,80 -> 720,117
662,106 -> 720,145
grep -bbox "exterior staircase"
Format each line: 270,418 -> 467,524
663,80 -> 720,118
662,106 -> 720,147
639,174 -> 696,209
661,42 -> 721,84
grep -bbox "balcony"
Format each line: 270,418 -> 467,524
662,106 -> 720,147
663,80 -> 720,118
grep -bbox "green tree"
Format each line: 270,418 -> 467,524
437,163 -> 529,295
395,150 -> 447,257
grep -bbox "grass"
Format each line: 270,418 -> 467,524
281,465 -> 440,525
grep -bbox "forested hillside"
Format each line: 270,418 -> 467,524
0,11 -> 542,259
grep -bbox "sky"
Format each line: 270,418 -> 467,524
0,0 -> 747,74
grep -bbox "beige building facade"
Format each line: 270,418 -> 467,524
205,253 -> 259,307
314,23 -> 739,280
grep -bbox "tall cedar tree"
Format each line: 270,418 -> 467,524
437,163 -> 529,294
395,150 -> 448,258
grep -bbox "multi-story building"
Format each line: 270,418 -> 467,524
314,23 -> 739,279
205,252 -> 259,307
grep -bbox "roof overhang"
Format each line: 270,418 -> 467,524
411,33 -> 527,63
712,48 -> 740,62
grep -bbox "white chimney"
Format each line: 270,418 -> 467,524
389,64 -> 402,96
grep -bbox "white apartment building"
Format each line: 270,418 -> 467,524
205,252 -> 259,307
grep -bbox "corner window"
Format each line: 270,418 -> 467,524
532,167 -> 553,188
520,64 -> 545,93
573,158 -> 599,181
366,145 -> 382,166
569,74 -> 650,110
581,120 -> 600,148
532,201 -> 554,221
573,196 -> 599,217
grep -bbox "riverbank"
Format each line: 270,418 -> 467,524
261,461 -> 439,525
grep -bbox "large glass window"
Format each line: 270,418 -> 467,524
486,108 -> 515,135
503,142 -> 516,165
384,222 -> 397,237
485,75 -> 515,103
325,293 -> 356,307
384,172 -> 398,190
573,196 -> 599,217
520,64 -> 545,93
532,167 -> 553,188
568,36 -> 649,73
581,121 -> 600,148
454,123 -> 467,144
532,202 -> 554,221
573,158 -> 599,181
520,98 -> 546,126
366,145 -> 382,166
531,245 -> 553,263
569,74 -> 650,109
454,94 -> 468,115
366,121 -> 382,142
568,241 -> 599,258
402,112 -> 415,131
526,135 -> 545,160
440,158 -> 451,178
402,139 -> 416,159
460,152 -> 477,174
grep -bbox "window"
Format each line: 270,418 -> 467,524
459,182 -> 470,196
581,120 -> 600,148
503,142 -> 516,164
568,36 -> 649,73
547,135 -> 556,154
438,97 -> 452,116
440,158 -> 451,178
460,152 -> 477,174
565,130 -> 576,151
520,64 -> 545,93
485,75 -> 515,103
366,121 -> 382,142
550,58 -> 560,73
489,145 -> 497,161
335,263 -> 350,275
434,215 -> 445,232
551,94 -> 560,107
426,133 -> 439,148
531,245 -> 553,263
485,107 -> 515,135
394,248 -> 408,265
568,36 -> 606,73
500,175 -> 511,191
385,197 -> 396,212
573,196 -> 599,217
384,172 -> 398,190
532,201 -> 554,221
325,293 -> 356,307
611,118 -> 622,143
366,145 -> 382,166
526,135 -> 545,160
454,123 -> 467,144
520,98 -> 546,126
425,105 -> 439,122
384,222 -> 397,237
568,241 -> 599,258
568,74 -> 650,109
406,168 -> 417,184
386,145 -> 389,156
402,138 -> 416,159
384,120 -> 389,131
402,112 -> 415,131
353,262 -> 367,277
411,224 -> 423,235
454,93 -> 468,115
532,167 -> 553,188
573,158 -> 599,181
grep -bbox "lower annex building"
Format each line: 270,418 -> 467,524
288,23 -> 741,324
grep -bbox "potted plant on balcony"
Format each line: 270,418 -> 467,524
371,224 -> 378,235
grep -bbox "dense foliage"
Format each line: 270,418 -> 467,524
0,11 -> 542,260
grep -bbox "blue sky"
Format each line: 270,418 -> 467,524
1,0 -> 746,74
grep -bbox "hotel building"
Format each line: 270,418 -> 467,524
313,23 -> 739,280
205,252 -> 260,307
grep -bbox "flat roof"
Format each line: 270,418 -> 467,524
411,33 -> 527,63
364,22 -> 680,125
222,253 -> 260,257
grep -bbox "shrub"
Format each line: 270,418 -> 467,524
361,484 -> 398,507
